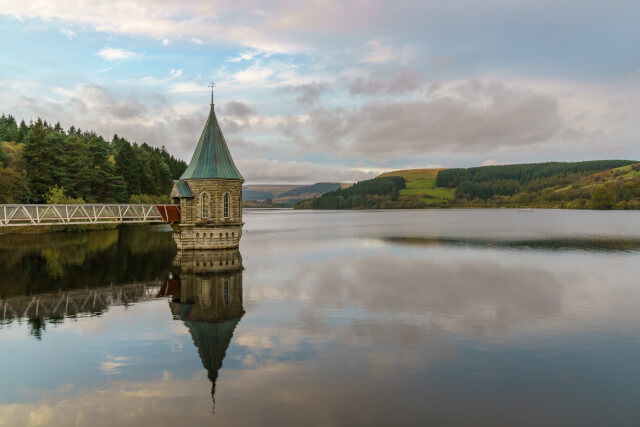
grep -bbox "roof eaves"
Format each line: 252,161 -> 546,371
173,179 -> 194,198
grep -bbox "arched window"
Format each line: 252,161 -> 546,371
201,192 -> 210,218
223,193 -> 230,218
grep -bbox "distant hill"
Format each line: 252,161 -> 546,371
278,183 -> 340,198
296,161 -> 640,210
243,182 -> 344,206
243,189 -> 274,200
243,185 -> 300,199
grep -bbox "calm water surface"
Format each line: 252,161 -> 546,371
1,209 -> 640,426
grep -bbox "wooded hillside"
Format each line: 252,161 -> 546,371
297,176 -> 405,209
298,161 -> 640,210
0,114 -> 186,204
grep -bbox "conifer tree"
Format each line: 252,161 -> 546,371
85,136 -> 127,202
18,120 -> 28,142
114,136 -> 142,195
65,134 -> 91,199
24,119 -> 68,202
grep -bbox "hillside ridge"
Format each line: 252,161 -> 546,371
297,160 -> 640,210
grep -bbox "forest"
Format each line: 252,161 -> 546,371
0,114 -> 186,204
300,176 -> 406,209
436,160 -> 636,200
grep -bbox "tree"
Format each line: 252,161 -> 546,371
23,119 -> 68,202
0,113 -> 187,203
114,137 -> 142,195
17,120 -> 28,142
0,141 -> 6,167
391,186 -> 399,201
65,134 -> 91,199
44,185 -> 84,204
0,114 -> 19,142
591,187 -> 616,209
85,136 -> 127,202
0,165 -> 22,203
44,185 -> 67,204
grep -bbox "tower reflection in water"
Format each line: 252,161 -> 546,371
166,248 -> 244,412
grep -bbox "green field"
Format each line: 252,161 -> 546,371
379,169 -> 455,205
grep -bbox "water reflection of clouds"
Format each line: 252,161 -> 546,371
100,356 -> 130,375
3,211 -> 640,425
242,242 -> 640,342
0,376 -> 215,427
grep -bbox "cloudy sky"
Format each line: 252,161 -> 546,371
1,0 -> 639,183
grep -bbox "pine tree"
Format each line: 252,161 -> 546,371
23,119 -> 67,202
65,134 -> 91,199
0,114 -> 19,142
85,136 -> 127,202
18,120 -> 28,142
114,136 -> 142,195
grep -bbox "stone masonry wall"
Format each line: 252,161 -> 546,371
182,179 -> 243,226
172,224 -> 242,250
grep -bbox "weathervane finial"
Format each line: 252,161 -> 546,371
208,81 -> 216,105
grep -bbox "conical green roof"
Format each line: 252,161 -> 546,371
180,105 -> 244,180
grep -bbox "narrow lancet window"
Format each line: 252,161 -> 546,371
201,192 -> 210,218
223,193 -> 230,218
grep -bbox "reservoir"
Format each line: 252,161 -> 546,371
1,209 -> 640,425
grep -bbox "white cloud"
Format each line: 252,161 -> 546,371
233,62 -> 274,84
162,38 -> 169,46
168,68 -> 182,78
60,28 -> 76,39
302,80 -> 568,159
1,1 -> 304,54
362,40 -> 416,65
97,47 -> 137,61
482,159 -> 500,166
226,50 -> 263,63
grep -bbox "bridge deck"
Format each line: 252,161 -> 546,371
0,204 -> 180,227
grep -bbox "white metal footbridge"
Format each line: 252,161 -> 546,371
0,204 -> 180,227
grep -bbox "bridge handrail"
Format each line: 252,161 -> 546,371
0,204 -> 180,227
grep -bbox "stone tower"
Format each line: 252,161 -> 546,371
171,101 -> 244,250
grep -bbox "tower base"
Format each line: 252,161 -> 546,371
172,224 -> 242,250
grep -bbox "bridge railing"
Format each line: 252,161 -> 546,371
0,204 -> 179,227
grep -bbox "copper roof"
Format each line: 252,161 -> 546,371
180,105 -> 244,181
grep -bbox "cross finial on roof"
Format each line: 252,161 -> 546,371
208,82 -> 216,105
